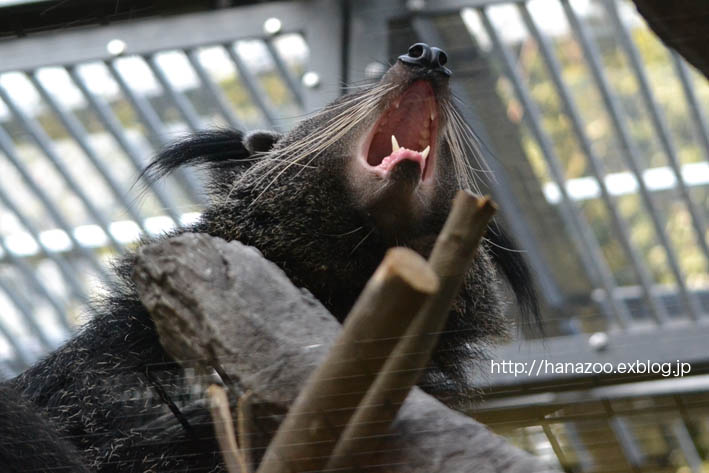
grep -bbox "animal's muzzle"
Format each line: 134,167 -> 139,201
398,43 -> 452,77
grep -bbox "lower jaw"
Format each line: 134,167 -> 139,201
363,183 -> 429,239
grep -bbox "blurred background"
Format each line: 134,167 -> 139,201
0,0 -> 707,471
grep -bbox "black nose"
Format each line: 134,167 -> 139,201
398,43 -> 451,77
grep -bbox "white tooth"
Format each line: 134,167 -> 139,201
421,145 -> 430,160
391,135 -> 400,152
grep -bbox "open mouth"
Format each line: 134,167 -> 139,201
361,80 -> 438,182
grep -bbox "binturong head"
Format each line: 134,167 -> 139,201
146,43 -> 539,402
346,43 -> 453,237
262,42 -> 483,242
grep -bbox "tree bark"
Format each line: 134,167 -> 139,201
133,233 -> 558,473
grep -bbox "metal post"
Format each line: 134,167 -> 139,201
410,15 -> 565,313
541,423 -> 569,469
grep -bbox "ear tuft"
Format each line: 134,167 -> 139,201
142,129 -> 250,184
243,130 -> 283,154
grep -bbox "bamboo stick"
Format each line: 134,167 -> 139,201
207,384 -> 249,473
256,247 -> 439,473
237,391 -> 255,473
325,191 -> 496,471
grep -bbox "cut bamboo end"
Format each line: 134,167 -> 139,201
371,246 -> 440,295
429,192 -> 497,276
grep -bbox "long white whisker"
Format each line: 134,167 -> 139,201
243,84 -> 397,206
350,227 -> 375,255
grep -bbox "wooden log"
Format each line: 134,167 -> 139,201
133,233 -> 558,473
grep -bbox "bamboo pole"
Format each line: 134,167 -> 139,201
207,384 -> 250,473
256,247 -> 439,473
325,192 -> 496,471
237,391 -> 255,473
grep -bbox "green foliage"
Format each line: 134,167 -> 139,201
503,13 -> 709,288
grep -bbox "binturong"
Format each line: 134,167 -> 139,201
5,43 -> 539,472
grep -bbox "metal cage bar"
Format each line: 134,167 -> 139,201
670,418 -> 704,473
0,125 -> 112,281
604,0 -> 709,269
0,236 -> 71,332
104,57 -> 206,206
479,5 -> 636,327
671,51 -> 709,163
264,38 -> 305,107
517,3 -> 669,325
224,43 -> 279,128
105,58 -> 166,149
561,0 -> 701,320
0,85 -> 126,254
66,64 -> 186,223
0,285 -> 35,367
186,48 -> 246,130
0,276 -> 53,354
146,53 -> 205,132
0,185 -> 88,304
28,71 -> 151,235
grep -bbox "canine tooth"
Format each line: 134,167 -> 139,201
391,135 -> 400,152
421,145 -> 430,160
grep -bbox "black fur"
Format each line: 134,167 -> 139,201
142,128 -> 252,181
486,221 -> 541,335
4,61 -> 541,472
146,128 -> 539,331
0,385 -> 89,473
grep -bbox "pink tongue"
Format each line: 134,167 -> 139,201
377,148 -> 424,174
